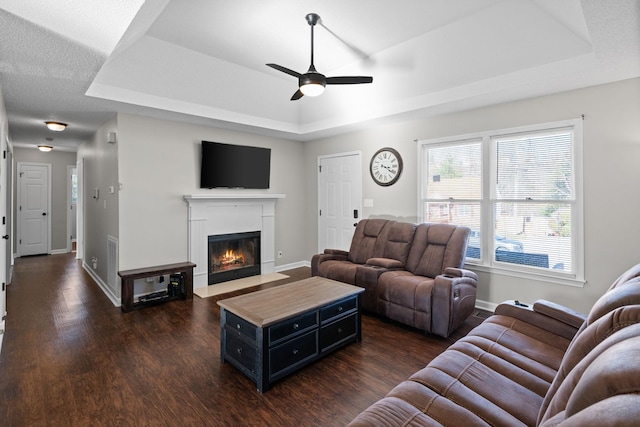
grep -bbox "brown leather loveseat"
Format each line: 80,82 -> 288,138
349,263 -> 640,426
311,219 -> 478,338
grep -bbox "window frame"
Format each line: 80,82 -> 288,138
417,119 -> 584,287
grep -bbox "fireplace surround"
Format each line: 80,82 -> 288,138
184,194 -> 285,289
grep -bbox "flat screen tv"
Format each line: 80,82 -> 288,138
200,141 -> 271,189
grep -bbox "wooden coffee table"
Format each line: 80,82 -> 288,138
218,277 -> 364,392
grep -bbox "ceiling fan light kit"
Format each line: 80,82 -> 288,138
300,73 -> 326,96
267,13 -> 372,100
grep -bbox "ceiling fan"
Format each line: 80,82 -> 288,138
267,13 -> 373,100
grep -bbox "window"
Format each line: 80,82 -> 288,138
418,119 -> 583,285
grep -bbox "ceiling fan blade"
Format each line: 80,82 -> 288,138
266,63 -> 303,79
326,76 -> 373,85
291,89 -> 304,101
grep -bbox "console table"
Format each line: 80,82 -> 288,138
218,277 -> 364,392
118,262 -> 196,312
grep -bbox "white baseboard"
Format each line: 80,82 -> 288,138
50,249 -> 68,255
275,260 -> 310,272
0,319 -> 4,357
82,260 -> 120,307
475,299 -> 498,313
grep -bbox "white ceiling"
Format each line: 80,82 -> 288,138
1,0 -> 639,151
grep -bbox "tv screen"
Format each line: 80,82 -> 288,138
200,141 -> 271,189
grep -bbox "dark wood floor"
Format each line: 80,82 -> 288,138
0,253 -> 488,426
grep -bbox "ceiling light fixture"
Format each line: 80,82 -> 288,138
45,121 -> 67,131
299,74 -> 326,97
38,145 -> 53,152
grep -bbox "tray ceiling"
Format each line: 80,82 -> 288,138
1,0 -> 639,150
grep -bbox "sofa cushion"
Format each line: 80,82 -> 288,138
538,302 -> 640,424
539,322 -> 640,426
377,271 -> 435,330
376,221 -> 416,266
535,267 -> 640,424
349,308 -> 573,427
405,223 -> 469,278
347,219 -> 393,264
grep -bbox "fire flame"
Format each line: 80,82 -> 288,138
221,249 -> 244,265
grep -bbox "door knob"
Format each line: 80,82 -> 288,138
42,212 -> 47,216
2,235 -> 8,240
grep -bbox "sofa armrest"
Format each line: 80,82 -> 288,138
494,300 -> 586,340
366,257 -> 404,269
311,251 -> 349,276
533,299 -> 586,329
324,248 -> 349,256
431,269 -> 479,338
443,267 -> 478,279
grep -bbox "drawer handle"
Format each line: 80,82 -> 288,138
236,347 -> 243,355
236,323 -> 242,330
337,306 -> 343,312
337,328 -> 343,334
293,323 -> 299,330
292,349 -> 299,355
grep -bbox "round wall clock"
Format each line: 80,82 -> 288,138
370,147 -> 403,186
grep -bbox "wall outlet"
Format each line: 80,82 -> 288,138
278,251 -> 283,258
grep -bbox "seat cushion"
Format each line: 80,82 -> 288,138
377,270 -> 435,330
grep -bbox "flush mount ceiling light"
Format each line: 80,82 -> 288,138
38,145 -> 53,152
45,121 -> 67,131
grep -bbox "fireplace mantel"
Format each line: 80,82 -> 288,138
184,193 -> 285,289
184,194 -> 285,202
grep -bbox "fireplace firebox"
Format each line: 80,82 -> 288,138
208,231 -> 261,285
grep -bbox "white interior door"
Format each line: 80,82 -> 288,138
18,163 -> 50,256
67,166 -> 77,252
76,159 -> 83,260
318,152 -> 362,252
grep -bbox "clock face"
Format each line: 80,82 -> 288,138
370,147 -> 403,186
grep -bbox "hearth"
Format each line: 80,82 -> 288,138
208,231 -> 261,285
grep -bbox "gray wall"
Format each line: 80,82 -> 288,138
77,117 -> 119,296
304,77 -> 640,313
13,147 -> 77,253
79,77 -> 640,314
115,113 -> 307,272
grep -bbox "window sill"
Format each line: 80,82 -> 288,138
465,262 -> 586,288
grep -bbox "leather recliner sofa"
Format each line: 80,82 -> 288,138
311,219 -> 478,338
348,263 -> 640,426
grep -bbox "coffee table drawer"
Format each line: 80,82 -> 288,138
269,331 -> 318,379
320,313 -> 357,351
269,311 -> 318,344
225,332 -> 258,375
320,295 -> 357,322
226,311 -> 257,340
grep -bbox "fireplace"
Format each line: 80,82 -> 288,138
184,193 -> 285,289
208,231 -> 261,285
